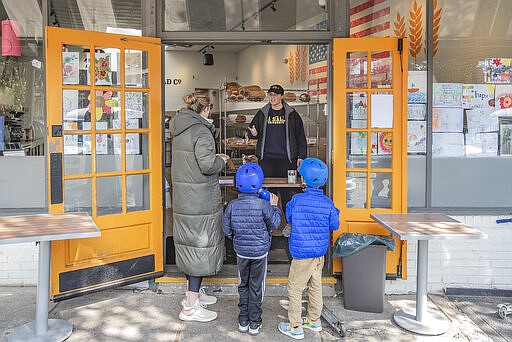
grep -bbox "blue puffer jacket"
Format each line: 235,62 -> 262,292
222,193 -> 282,258
286,188 -> 340,259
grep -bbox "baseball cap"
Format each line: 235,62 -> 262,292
267,84 -> 284,95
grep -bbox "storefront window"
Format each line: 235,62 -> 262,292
432,0 -> 512,208
0,0 -> 44,156
49,0 -> 142,34
350,0 -> 512,210
163,0 -> 329,31
350,0 -> 427,207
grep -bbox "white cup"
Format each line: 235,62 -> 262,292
287,170 -> 297,184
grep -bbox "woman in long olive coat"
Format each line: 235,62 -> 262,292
170,92 -> 226,322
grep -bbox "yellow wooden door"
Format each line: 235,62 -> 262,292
332,38 -> 408,278
46,27 -> 163,300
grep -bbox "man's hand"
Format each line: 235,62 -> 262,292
297,158 -> 303,169
248,125 -> 258,137
269,193 -> 279,206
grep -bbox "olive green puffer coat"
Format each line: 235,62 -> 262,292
169,108 -> 225,277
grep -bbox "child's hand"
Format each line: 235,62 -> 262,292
269,193 -> 279,206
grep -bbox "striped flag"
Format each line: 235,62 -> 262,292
350,0 -> 391,38
308,44 -> 328,102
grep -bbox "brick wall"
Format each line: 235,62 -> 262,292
1,216 -> 511,293
0,242 -> 38,286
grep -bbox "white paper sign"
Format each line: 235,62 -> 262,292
371,94 -> 393,128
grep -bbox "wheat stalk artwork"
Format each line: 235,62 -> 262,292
432,0 -> 442,56
295,46 -> 300,81
394,12 -> 406,38
301,46 -> 307,83
394,0 -> 442,63
289,50 -> 295,84
408,0 -> 423,62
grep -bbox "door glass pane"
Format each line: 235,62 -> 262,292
127,174 -> 150,212
125,92 -> 148,129
376,132 -> 393,165
97,176 -> 122,216
346,172 -> 366,209
94,48 -> 121,87
347,52 -> 367,88
63,90 -> 91,131
62,45 -> 90,86
347,132 -> 377,155
95,90 -> 121,130
371,51 -> 392,88
371,172 -> 392,209
64,179 -> 92,215
125,50 -> 148,88
347,92 -> 367,128
96,134 -> 121,173
370,92 -> 394,128
126,133 -> 149,171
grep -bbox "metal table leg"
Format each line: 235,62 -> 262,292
393,240 -> 450,335
8,241 -> 73,342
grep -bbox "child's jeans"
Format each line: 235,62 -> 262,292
287,256 -> 324,327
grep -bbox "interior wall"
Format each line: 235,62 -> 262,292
164,51 -> 238,112
237,45 -> 310,92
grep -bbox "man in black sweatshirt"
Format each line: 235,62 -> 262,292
247,84 -> 307,233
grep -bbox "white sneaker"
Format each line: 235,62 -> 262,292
198,287 -> 217,305
179,301 -> 217,322
183,287 -> 217,307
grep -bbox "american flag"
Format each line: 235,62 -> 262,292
350,0 -> 391,38
308,44 -> 328,101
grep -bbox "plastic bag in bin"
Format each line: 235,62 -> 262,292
332,232 -> 396,258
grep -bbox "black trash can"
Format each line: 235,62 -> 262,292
342,243 -> 387,313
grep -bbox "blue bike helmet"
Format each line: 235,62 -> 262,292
298,158 -> 328,187
236,162 -> 264,193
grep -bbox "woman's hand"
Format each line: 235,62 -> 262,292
216,153 -> 230,163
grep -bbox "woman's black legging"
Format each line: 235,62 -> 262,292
186,275 -> 202,293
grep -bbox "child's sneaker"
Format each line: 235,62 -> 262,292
278,322 -> 304,340
302,316 -> 322,332
248,322 -> 262,336
238,321 -> 249,333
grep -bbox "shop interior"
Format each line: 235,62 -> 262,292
162,43 -> 329,272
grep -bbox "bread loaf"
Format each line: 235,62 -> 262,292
299,93 -> 311,102
246,90 -> 266,101
283,92 -> 297,102
235,115 -> 246,123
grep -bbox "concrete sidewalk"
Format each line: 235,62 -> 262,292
0,283 -> 508,341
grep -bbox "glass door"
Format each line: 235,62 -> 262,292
46,27 -> 163,300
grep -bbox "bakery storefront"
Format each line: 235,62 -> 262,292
1,0 -> 512,297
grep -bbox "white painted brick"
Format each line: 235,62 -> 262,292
8,270 -> 37,280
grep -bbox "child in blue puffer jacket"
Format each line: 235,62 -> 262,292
278,158 -> 340,340
222,162 -> 281,336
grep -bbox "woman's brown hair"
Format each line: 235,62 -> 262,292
182,91 -> 211,114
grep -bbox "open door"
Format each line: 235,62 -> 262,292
46,27 -> 163,300
332,38 -> 408,278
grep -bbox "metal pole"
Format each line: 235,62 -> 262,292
416,240 -> 428,322
35,241 -> 50,334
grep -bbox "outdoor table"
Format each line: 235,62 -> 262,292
370,213 -> 487,336
0,213 -> 100,342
